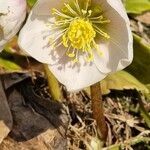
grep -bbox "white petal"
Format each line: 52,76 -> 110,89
32,0 -> 67,16
93,0 -> 133,73
18,0 -> 67,64
18,15 -> 65,64
0,39 -> 6,52
0,45 -> 4,52
48,56 -> 107,92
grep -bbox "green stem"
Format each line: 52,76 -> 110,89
90,82 -> 108,141
43,64 -> 62,101
102,135 -> 150,150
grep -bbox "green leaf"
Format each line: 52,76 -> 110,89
27,0 -> 37,7
100,71 -> 149,95
147,84 -> 150,91
85,71 -> 149,97
124,0 -> 150,14
0,57 -> 21,71
126,34 -> 150,85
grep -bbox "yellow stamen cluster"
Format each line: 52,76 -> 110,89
63,18 -> 96,50
48,0 -> 110,63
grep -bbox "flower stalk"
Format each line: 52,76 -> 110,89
44,64 -> 62,101
90,82 -> 108,141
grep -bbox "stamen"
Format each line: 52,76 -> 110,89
81,0 -> 91,17
49,31 -> 65,46
87,10 -> 92,17
87,54 -> 94,62
85,0 -> 91,11
92,40 -> 103,56
49,18 -> 73,25
52,8 -> 73,19
48,25 -> 67,31
54,41 -> 63,49
92,19 -> 110,24
90,15 -> 103,20
93,25 -> 110,39
64,3 -> 79,16
74,0 -> 82,15
66,46 -> 75,58
47,0 -> 110,63
85,49 -> 94,62
72,49 -> 79,63
49,29 -> 67,49
81,9 -> 87,16
63,18 -> 96,50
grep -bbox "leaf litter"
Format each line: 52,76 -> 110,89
0,66 -> 150,150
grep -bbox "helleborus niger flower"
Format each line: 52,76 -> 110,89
18,0 -> 133,91
0,0 -> 26,51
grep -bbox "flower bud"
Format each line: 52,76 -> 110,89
0,0 -> 26,51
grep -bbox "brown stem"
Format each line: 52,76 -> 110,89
90,82 -> 108,141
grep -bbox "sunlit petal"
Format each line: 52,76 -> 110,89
48,55 -> 106,91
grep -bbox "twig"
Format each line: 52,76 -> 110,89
102,130 -> 150,150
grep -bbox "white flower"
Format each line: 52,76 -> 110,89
18,0 -> 133,91
0,0 -> 26,51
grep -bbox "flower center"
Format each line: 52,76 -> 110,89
63,18 -> 96,50
48,0 -> 110,62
